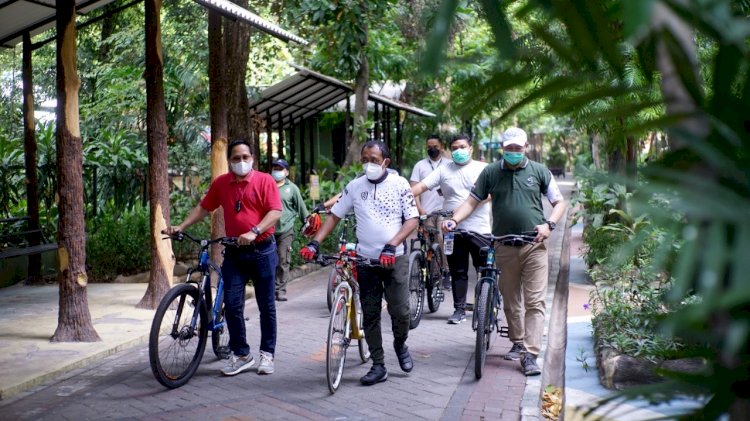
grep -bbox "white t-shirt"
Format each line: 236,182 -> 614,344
331,171 -> 419,260
410,157 -> 446,214
421,160 -> 492,234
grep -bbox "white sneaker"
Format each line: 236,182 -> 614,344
220,353 -> 255,376
257,351 -> 274,375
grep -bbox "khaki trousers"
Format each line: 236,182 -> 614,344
495,241 -> 548,356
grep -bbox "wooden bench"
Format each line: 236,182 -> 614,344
0,217 -> 57,260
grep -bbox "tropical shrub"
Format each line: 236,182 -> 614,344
86,204 -> 150,281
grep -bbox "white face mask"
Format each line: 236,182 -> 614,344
230,160 -> 253,176
364,162 -> 385,181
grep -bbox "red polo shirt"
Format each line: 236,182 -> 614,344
200,171 -> 282,241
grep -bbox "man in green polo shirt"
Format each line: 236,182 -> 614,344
443,127 -> 566,376
271,159 -> 309,301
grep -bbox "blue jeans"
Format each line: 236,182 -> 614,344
221,238 -> 278,357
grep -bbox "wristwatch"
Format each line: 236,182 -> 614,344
545,220 -> 557,231
251,227 -> 261,235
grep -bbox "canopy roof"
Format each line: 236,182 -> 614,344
0,0 -> 306,49
249,64 -> 435,130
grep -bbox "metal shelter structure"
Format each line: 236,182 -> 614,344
248,64 -> 435,181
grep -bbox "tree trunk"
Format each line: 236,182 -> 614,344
590,133 -> 603,170
22,33 -> 43,284
208,10 -> 228,267
138,0 -> 174,309
224,0 -> 252,148
52,0 -> 100,342
343,23 -> 369,168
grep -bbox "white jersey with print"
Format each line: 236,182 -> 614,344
331,171 -> 419,260
421,160 -> 492,234
410,157 -> 446,214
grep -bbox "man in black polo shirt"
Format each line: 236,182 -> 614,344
443,127 -> 566,376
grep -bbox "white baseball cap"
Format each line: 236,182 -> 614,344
501,127 -> 528,147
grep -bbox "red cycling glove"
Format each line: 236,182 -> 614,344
300,240 -> 320,261
379,244 -> 397,267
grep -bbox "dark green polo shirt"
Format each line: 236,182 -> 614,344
275,179 -> 309,234
471,158 -> 552,236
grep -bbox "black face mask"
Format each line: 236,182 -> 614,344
427,148 -> 440,159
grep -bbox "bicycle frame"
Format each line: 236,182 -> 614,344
471,245 -> 504,335
332,250 -> 365,339
178,240 -> 227,336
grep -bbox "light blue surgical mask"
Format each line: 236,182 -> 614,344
504,151 -> 525,166
452,149 -> 471,165
271,170 -> 286,181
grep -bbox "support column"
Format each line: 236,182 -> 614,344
277,112 -> 284,159
266,111 -> 273,170
308,117 -> 315,172
396,111 -> 403,173
299,120 -> 306,186
374,102 -> 379,141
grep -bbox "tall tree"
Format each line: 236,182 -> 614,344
138,0 -> 174,309
224,0 -> 253,151
208,10 -> 228,264
22,33 -> 42,284
52,0 -> 100,342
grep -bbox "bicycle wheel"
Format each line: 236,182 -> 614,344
474,280 -> 492,379
326,290 -> 350,394
355,296 -> 370,363
149,283 -> 208,388
211,288 -> 231,360
427,245 -> 445,313
407,251 -> 426,329
326,267 -> 340,311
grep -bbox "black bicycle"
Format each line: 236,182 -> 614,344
455,229 -> 536,379
149,232 -> 236,388
407,210 -> 452,329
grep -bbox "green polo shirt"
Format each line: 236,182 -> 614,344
471,158 -> 552,236
275,179 -> 309,234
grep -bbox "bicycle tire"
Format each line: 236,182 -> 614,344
211,288 -> 230,360
326,267 -> 340,312
149,283 -> 208,388
474,280 -> 492,379
326,290 -> 350,394
407,251 -> 426,329
355,296 -> 370,363
427,244 -> 445,313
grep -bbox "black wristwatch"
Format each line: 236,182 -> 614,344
545,220 -> 557,231
251,226 -> 261,235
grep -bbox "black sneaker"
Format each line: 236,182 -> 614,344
360,364 -> 388,385
448,309 -> 466,324
394,340 -> 413,373
521,353 -> 541,376
442,272 -> 452,290
504,342 -> 526,361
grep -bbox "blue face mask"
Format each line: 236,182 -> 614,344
271,170 -> 286,181
452,149 -> 471,164
504,151 -> 525,165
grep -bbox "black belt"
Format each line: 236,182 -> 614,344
229,236 -> 275,251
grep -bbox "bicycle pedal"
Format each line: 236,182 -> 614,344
436,289 -> 445,302
499,326 -> 510,338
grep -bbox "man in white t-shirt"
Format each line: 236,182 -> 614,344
300,141 -> 419,386
409,135 -> 450,289
411,133 -> 492,324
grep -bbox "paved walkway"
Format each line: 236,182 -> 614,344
0,181 -> 574,420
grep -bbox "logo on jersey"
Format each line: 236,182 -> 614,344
361,191 -> 368,200
526,176 -> 537,187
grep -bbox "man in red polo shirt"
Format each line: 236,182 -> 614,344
168,139 -> 282,376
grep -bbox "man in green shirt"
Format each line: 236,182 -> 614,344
271,159 -> 309,301
443,127 -> 566,377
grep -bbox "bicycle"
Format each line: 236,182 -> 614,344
314,247 -> 380,394
407,210 -> 452,329
148,231 -> 236,388
454,229 -> 535,379
326,212 -> 356,311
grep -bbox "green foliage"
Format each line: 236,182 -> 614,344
86,205 -> 150,281
589,265 -> 696,362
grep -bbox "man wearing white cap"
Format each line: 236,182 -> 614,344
443,127 -> 566,376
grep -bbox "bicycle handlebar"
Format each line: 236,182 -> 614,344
419,209 -> 453,221
453,229 -> 537,245
315,253 -> 381,268
163,231 -> 237,247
